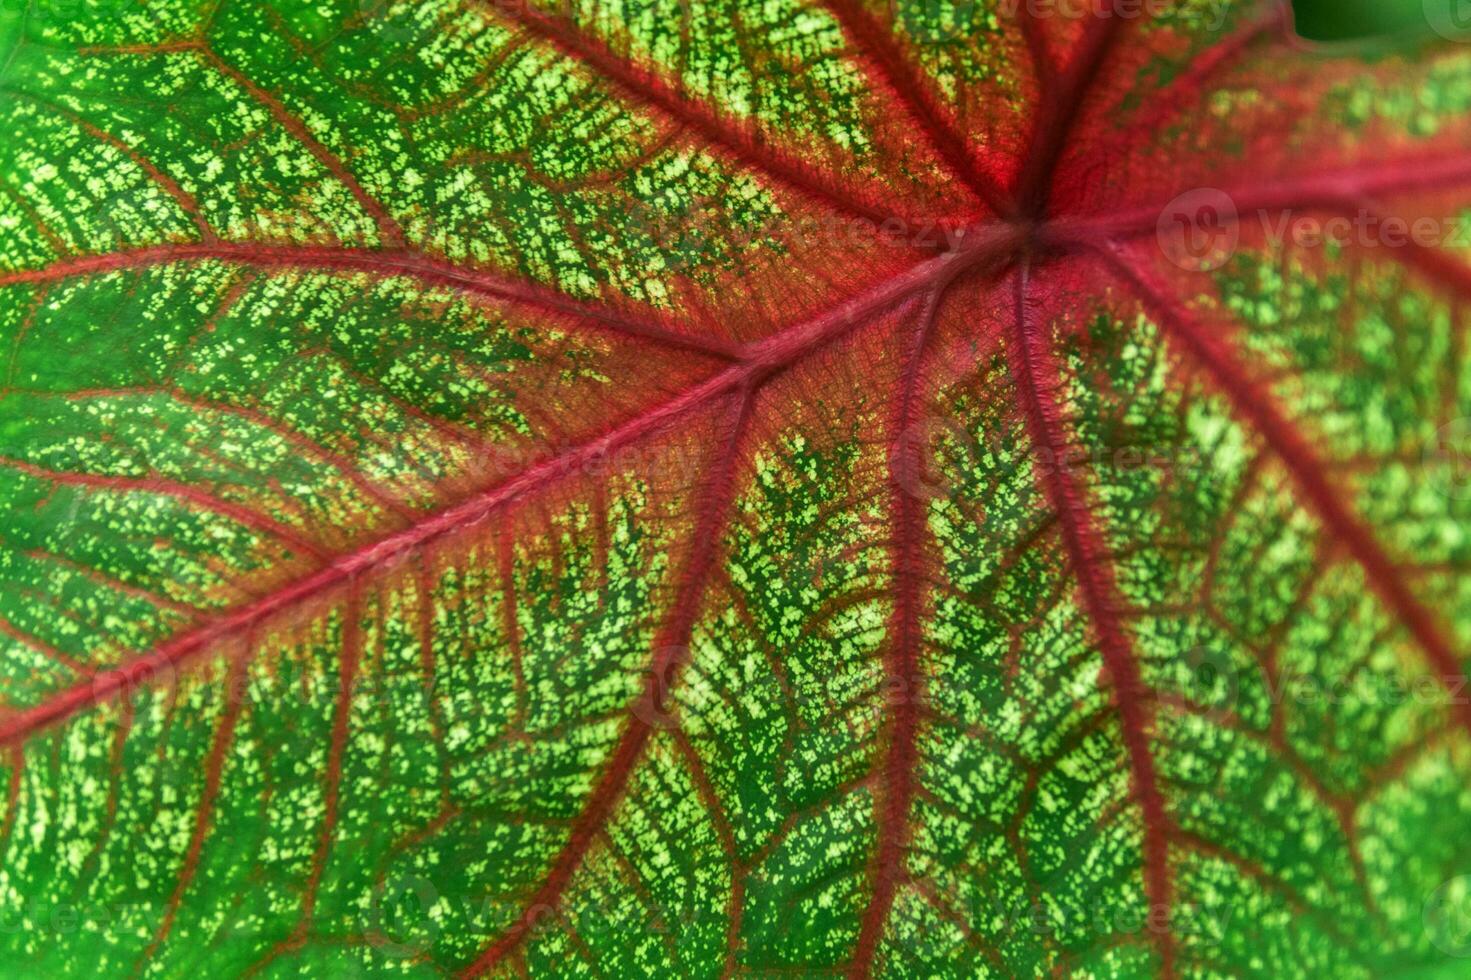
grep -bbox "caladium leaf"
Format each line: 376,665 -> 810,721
1,0 -> 1470,976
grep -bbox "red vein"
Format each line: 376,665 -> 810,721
0,454 -> 327,562
670,727 -> 743,977
1083,4 -> 1287,174
820,0 -> 1014,216
61,386 -> 418,523
0,613 -> 91,675
0,243 -> 741,359
1019,7 -> 1058,89
136,652 -> 251,970
486,3 -> 917,230
299,586 -> 363,932
1101,247 -> 1471,738
850,288 -> 944,978
1363,722 -> 1459,800
0,181 -> 68,255
1044,153 -> 1471,247
194,48 -> 404,249
1005,262 -> 1176,976
77,40 -> 200,57
321,354 -> 489,453
463,388 -> 757,976
23,548 -> 205,618
20,93 -> 217,243
1172,828 -> 1359,950
1015,10 -> 1127,217
0,228 -> 1013,752
1347,199 -> 1471,303
911,875 -> 1008,974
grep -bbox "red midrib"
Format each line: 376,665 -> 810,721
849,287 -> 944,978
1045,152 -> 1471,248
457,234 -> 1014,972
6,8 -> 1471,970
820,0 -> 1012,217
0,243 -> 741,359
1007,263 -> 1177,977
2,163 -> 1469,968
0,367 -> 739,749
0,234 -> 1006,752
1015,12 -> 1127,217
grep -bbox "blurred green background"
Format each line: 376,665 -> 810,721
1294,0 -> 1437,41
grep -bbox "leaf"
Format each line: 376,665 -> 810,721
0,0 -> 1469,976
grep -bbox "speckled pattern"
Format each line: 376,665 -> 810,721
0,1 -> 1470,976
